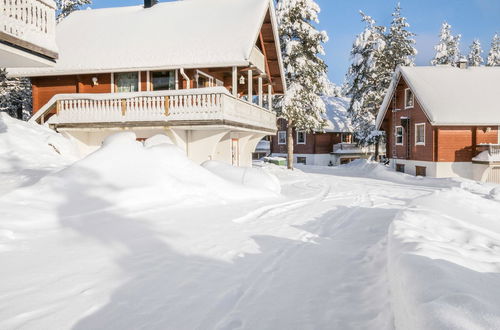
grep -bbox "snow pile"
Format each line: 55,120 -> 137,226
388,188 -> 500,330
202,160 -> 281,194
0,113 -> 77,195
1,132 -> 278,227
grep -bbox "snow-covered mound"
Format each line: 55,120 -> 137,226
0,113 -> 77,195
202,160 -> 281,194
1,132 -> 276,224
388,188 -> 500,330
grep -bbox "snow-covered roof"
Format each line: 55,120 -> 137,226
376,66 -> 500,128
9,0 -> 282,78
322,96 -> 353,133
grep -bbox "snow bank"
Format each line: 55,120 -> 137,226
388,188 -> 500,330
1,133 -> 275,225
0,113 -> 77,195
202,160 -> 281,194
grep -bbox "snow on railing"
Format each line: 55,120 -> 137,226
332,143 -> 376,154
0,0 -> 58,56
32,88 -> 277,131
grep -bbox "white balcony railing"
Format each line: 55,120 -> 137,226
332,143 -> 381,154
0,0 -> 58,57
31,87 -> 277,132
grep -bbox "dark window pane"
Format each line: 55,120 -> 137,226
152,71 -> 175,91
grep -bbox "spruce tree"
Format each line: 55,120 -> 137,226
487,33 -> 500,66
344,12 -> 386,145
467,39 -> 484,66
0,69 -> 32,120
276,0 -> 329,170
56,0 -> 92,22
431,22 -> 461,66
385,3 -> 417,70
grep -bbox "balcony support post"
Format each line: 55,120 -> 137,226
268,84 -> 272,111
258,76 -> 263,107
232,66 -> 238,97
248,69 -> 253,103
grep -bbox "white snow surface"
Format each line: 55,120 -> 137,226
322,96 -> 353,133
377,66 -> 500,128
1,117 -> 500,329
8,0 -> 271,77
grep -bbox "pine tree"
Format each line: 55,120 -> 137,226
487,33 -> 500,66
344,12 -> 386,145
276,0 -> 329,170
385,3 -> 417,70
0,69 -> 32,120
431,22 -> 461,66
467,39 -> 484,66
56,0 -> 92,22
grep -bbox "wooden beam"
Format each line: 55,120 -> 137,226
259,31 -> 273,91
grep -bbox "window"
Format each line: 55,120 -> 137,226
416,166 -> 427,177
297,157 -> 307,165
296,131 -> 306,144
396,164 -> 405,173
415,123 -> 425,145
152,71 -> 176,91
278,131 -> 286,145
395,126 -> 404,145
341,133 -> 352,143
115,72 -> 139,93
405,88 -> 414,109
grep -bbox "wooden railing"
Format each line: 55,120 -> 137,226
332,143 -> 379,154
0,0 -> 58,58
31,88 -> 277,131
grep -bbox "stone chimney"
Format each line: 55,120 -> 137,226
457,58 -> 468,69
144,0 -> 158,8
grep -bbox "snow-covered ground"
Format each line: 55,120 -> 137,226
1,114 -> 500,330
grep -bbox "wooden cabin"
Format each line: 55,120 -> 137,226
8,0 -> 286,167
376,65 -> 500,183
271,97 -> 378,166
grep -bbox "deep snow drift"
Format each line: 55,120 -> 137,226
1,115 -> 500,329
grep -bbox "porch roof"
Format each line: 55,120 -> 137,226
8,0 -> 285,91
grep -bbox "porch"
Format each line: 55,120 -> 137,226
0,0 -> 58,67
31,87 -> 276,166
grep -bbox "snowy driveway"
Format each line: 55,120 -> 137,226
1,163 -> 500,329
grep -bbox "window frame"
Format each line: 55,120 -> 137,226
151,70 -> 177,91
395,126 -> 404,146
415,123 -> 426,146
278,131 -> 287,145
296,131 -> 306,145
114,71 -> 140,93
404,88 -> 414,109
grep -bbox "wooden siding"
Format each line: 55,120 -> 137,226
270,118 -> 342,155
380,76 -> 499,163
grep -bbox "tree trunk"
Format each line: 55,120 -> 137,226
374,138 -> 380,162
287,119 -> 294,170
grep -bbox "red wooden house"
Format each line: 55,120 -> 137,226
8,0 -> 286,167
376,65 -> 500,183
271,97 -> 378,166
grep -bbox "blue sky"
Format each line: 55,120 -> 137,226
89,0 -> 500,84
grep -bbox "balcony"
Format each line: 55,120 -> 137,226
332,143 -> 386,155
473,144 -> 500,164
30,87 -> 277,133
0,0 -> 58,67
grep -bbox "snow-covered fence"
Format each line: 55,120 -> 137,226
0,0 -> 58,57
32,88 -> 277,131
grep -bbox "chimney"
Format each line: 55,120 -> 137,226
144,0 -> 158,8
457,58 -> 468,69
